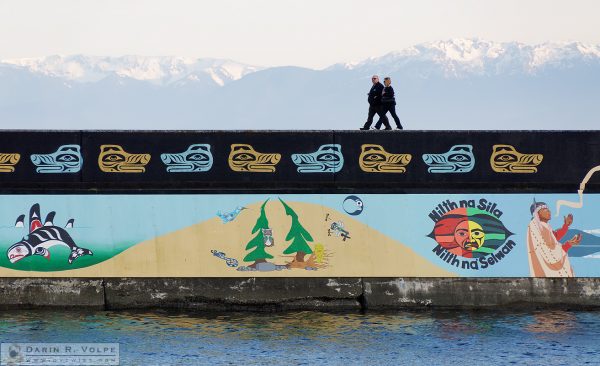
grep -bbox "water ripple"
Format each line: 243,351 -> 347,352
1,309 -> 600,365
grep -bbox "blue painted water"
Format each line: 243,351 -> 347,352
1,309 -> 599,365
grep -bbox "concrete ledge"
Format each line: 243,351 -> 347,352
2,278 -> 600,310
0,278 -> 104,309
104,278 -> 363,311
363,278 -> 600,309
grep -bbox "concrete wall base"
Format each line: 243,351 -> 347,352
2,278 -> 600,311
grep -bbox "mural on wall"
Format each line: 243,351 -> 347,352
160,144 -> 213,172
359,144 -> 411,173
228,144 -> 281,172
427,198 -> 514,270
0,139 -> 583,179
0,153 -> 20,173
555,165 -> 600,216
527,200 -> 580,277
217,206 -> 246,224
31,145 -> 83,173
211,250 -> 239,268
98,145 -> 151,173
342,196 -> 363,216
490,145 -> 543,173
7,203 -> 93,265
291,144 -> 344,173
1,194 -> 600,277
422,145 -> 475,173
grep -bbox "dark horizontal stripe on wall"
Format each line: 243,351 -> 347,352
0,130 -> 598,191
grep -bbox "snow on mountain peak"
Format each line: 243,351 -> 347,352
337,39 -> 600,78
3,39 -> 600,84
0,55 -> 262,86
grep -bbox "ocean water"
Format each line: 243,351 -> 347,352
1,309 -> 599,365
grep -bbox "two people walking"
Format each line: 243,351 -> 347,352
360,75 -> 403,130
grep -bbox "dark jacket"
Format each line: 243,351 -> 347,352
367,82 -> 384,105
381,86 -> 396,105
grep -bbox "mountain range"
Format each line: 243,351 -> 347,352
1,39 -> 599,130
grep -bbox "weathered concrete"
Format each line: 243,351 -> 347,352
2,278 -> 600,310
0,278 -> 104,309
363,278 -> 600,309
104,278 -> 363,311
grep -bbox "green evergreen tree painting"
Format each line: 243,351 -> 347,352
243,199 -> 274,266
279,198 -> 313,262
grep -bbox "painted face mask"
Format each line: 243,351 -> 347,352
429,207 -> 512,258
454,220 -> 485,251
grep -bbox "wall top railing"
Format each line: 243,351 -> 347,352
0,130 -> 598,192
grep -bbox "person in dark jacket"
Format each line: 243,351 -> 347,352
375,77 -> 403,130
360,75 -> 391,130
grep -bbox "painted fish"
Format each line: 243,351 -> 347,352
216,206 -> 246,223
7,203 -> 92,264
211,250 -> 239,267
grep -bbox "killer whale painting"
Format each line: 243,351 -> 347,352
7,203 -> 93,265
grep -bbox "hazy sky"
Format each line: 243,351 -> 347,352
1,0 -> 599,68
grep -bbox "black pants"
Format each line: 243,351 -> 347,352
377,104 -> 403,129
363,105 -> 390,129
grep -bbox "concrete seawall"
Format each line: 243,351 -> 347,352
2,130 -> 600,309
2,278 -> 600,311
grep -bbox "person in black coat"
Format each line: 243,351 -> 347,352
360,75 -> 391,130
375,77 -> 403,130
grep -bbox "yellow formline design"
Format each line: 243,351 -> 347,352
98,145 -> 151,173
490,144 -> 543,173
228,144 -> 281,172
0,153 -> 21,173
359,144 -> 412,173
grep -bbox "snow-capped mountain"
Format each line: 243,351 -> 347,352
1,39 -> 599,130
332,39 -> 600,78
1,55 -> 262,86
3,39 -> 599,84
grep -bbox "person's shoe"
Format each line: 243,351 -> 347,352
359,127 -> 369,130
384,127 -> 392,130
396,126 -> 403,130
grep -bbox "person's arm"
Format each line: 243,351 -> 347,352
553,223 -> 569,241
554,214 -> 573,241
563,233 -> 582,252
